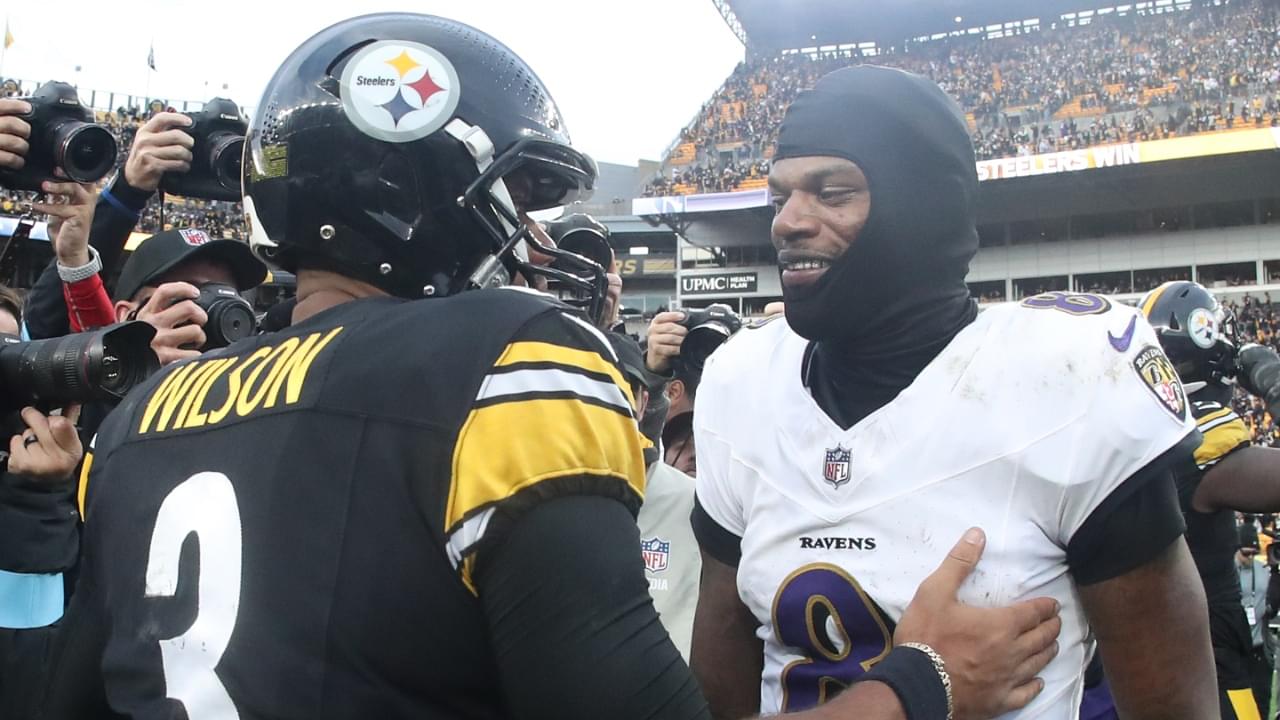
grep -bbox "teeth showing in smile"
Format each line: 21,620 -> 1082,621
784,260 -> 830,271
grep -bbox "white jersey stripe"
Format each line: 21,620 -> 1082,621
475,367 -> 632,414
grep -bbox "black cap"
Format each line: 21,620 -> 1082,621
114,228 -> 268,302
606,332 -> 662,391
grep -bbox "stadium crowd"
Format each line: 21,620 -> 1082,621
645,0 -> 1280,195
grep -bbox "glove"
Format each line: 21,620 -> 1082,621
1238,344 -> 1280,417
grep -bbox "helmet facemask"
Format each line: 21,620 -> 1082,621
451,125 -> 606,322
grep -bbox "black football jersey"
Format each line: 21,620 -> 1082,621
1177,383 -> 1251,608
52,288 -> 647,719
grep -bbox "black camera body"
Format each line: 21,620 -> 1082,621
0,321 -> 159,414
194,282 -> 256,349
676,303 -> 742,378
160,98 -> 246,202
0,81 -> 118,191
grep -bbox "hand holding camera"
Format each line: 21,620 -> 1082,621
7,406 -> 82,484
0,97 -> 32,171
123,112 -> 194,192
158,98 -> 246,202
134,281 -> 257,365
134,282 -> 208,365
0,82 -> 117,190
645,311 -> 689,374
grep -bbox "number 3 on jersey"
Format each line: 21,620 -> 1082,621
772,564 -> 893,711
145,472 -> 243,719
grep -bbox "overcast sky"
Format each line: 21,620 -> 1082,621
0,0 -> 744,165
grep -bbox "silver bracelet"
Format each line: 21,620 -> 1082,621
56,245 -> 102,284
900,642 -> 954,720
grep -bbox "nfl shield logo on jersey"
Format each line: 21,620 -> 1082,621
823,445 -> 852,488
641,537 -> 670,573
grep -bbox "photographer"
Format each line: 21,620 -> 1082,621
1238,533 -> 1272,715
0,404 -> 83,717
644,305 -> 741,423
16,110 -> 195,341
110,227 -> 266,366
544,213 -> 624,331
608,332 -> 701,661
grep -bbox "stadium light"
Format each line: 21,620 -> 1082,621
955,15 -> 963,22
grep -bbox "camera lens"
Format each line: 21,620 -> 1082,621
557,230 -> 613,271
208,133 -> 245,191
205,299 -> 255,349
55,123 -> 118,183
0,322 -> 158,411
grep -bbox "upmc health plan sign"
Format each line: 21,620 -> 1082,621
682,272 -> 758,296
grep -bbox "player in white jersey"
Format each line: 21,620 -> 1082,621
690,65 -> 1217,720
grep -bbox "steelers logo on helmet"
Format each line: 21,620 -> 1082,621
339,40 -> 461,144
1188,306 -> 1218,349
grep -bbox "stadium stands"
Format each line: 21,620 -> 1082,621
645,0 -> 1280,196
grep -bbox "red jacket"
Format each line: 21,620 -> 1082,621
61,273 -> 115,332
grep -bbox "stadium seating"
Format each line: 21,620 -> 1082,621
644,0 -> 1280,197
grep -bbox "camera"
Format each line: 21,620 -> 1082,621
194,282 -> 256,349
547,214 -> 614,272
160,98 -> 246,202
678,303 -> 742,369
0,321 -> 160,414
0,81 -> 118,191
525,214 -> 612,324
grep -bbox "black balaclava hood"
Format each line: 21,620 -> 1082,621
773,66 -> 979,428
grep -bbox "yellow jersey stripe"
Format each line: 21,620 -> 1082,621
77,450 -> 93,520
494,342 -> 635,409
448,396 -> 646,535
1195,419 -> 1250,468
1227,688 -> 1261,720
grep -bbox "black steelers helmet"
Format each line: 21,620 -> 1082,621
243,13 -> 606,309
1139,280 -> 1238,389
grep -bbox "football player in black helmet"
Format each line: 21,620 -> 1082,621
1141,280 -> 1280,720
36,14 -> 696,720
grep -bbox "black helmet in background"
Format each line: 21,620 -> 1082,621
1139,280 -> 1238,391
242,13 -> 601,302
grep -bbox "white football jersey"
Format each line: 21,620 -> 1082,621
694,293 -> 1194,719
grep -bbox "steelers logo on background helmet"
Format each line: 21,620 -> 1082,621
1188,306 -> 1218,349
339,40 -> 461,143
